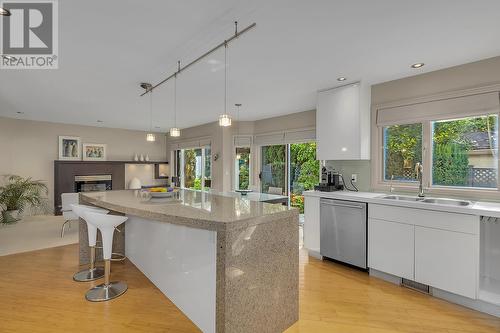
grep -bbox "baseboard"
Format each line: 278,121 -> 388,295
369,268 -> 402,286
369,268 -> 500,318
433,288 -> 500,318
307,249 -> 323,260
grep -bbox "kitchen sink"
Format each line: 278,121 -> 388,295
421,198 -> 471,206
381,195 -> 423,201
380,195 -> 471,206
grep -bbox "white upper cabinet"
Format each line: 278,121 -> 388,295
316,83 -> 371,160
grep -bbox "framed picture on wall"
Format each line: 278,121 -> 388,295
82,143 -> 107,161
58,136 -> 81,160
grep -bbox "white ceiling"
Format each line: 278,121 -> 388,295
2,0 -> 500,131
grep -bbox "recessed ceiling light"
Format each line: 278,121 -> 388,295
0,7 -> 11,16
337,77 -> 347,81
411,63 -> 425,69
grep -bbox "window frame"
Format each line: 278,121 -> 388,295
372,86 -> 500,200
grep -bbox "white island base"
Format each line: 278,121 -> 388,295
126,215 -> 217,332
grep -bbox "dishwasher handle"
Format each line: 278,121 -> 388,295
320,199 -> 365,209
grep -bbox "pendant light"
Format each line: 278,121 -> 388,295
141,82 -> 156,142
219,42 -> 232,127
235,103 -> 242,159
170,62 -> 181,137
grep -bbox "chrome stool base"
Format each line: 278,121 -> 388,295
111,252 -> 126,262
85,281 -> 127,302
73,267 -> 105,282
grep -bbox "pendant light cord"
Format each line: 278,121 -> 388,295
224,41 -> 227,116
174,73 -> 177,127
149,88 -> 153,131
237,104 -> 240,136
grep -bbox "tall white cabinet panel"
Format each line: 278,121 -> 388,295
415,226 -> 478,299
368,218 -> 414,280
316,83 -> 371,160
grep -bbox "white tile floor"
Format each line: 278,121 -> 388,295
0,215 -> 78,256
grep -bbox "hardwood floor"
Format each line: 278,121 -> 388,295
0,244 -> 199,333
1,244 -> 499,333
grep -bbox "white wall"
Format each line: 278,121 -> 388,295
0,117 -> 167,211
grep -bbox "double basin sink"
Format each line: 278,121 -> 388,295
381,195 -> 472,207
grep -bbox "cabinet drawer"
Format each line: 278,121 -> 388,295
369,204 -> 478,234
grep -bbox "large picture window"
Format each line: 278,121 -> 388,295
432,115 -> 498,188
380,114 -> 499,190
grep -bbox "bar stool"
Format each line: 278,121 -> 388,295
83,211 -> 128,302
70,204 -> 109,282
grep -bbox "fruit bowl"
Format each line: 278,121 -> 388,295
147,187 -> 177,198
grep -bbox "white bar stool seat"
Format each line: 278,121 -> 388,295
83,211 -> 128,302
70,204 -> 109,282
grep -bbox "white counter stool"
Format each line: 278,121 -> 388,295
83,211 -> 128,302
70,204 -> 109,282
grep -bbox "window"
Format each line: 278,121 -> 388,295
380,114 -> 499,190
173,146 -> 211,190
383,123 -> 423,182
432,115 -> 498,188
235,147 -> 250,190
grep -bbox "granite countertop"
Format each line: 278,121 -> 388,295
304,190 -> 500,218
81,189 -> 297,231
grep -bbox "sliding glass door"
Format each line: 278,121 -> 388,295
289,142 -> 320,212
174,146 -> 211,190
260,145 -> 287,195
259,142 -> 319,213
235,147 -> 251,190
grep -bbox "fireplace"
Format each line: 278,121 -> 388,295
74,175 -> 112,192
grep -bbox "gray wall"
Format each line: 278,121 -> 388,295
167,110 -> 316,191
332,56 -> 500,193
325,160 -> 371,192
0,117 -> 166,211
372,55 -> 500,106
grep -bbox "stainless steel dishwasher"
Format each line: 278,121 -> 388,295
320,198 -> 367,269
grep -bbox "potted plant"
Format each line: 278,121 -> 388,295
0,175 -> 48,224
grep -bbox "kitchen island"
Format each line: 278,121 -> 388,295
80,189 -> 299,333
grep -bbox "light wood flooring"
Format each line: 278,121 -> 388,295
0,244 -> 499,332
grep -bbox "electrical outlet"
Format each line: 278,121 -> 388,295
351,174 -> 358,183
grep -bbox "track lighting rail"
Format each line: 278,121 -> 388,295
140,21 -> 256,96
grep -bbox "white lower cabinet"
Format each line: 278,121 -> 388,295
415,226 -> 477,299
368,218 -> 414,280
368,204 -> 479,299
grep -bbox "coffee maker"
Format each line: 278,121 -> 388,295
314,166 -> 344,192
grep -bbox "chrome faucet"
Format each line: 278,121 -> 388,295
389,175 -> 395,193
415,162 -> 424,197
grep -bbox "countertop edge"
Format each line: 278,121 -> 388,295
80,192 -> 297,232
303,190 -> 500,218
